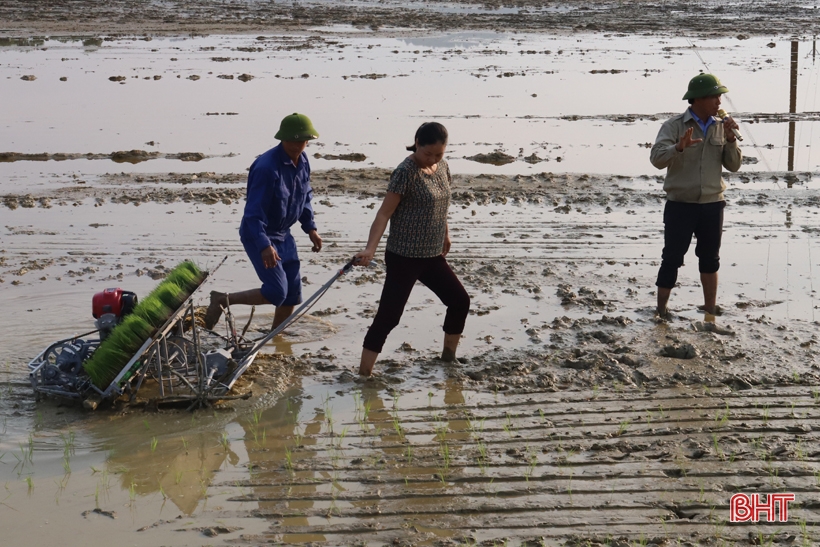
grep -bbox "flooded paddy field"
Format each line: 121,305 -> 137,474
2,30 -> 820,183
2,2 -> 820,545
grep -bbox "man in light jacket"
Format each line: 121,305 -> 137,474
650,74 -> 741,318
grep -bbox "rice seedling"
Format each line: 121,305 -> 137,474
391,413 -> 404,441
427,391 -> 434,407
175,471 -> 183,485
150,436 -> 158,454
438,441 -> 451,483
324,405 -> 335,435
405,444 -> 413,463
336,426 -> 348,448
798,518 -> 810,547
432,413 -> 447,441
812,387 -> 820,403
616,419 -> 631,436
25,476 -> 33,493
219,431 -> 230,451
765,459 -> 779,487
180,436 -> 188,453
712,433 -> 724,460
128,480 -> 137,501
657,404 -> 666,420
62,456 -> 71,474
14,440 -> 33,473
476,441 -> 488,474
796,438 -> 806,461
524,446 -> 537,484
762,404 -> 770,425
503,412 -> 515,438
83,261 -> 203,388
284,448 -> 294,475
714,402 -> 730,427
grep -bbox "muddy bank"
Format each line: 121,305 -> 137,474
1,168 -> 817,210
0,150 -> 212,163
0,0 -> 818,37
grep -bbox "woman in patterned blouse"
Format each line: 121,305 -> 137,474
354,122 -> 471,376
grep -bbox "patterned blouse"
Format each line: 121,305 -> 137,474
386,156 -> 451,258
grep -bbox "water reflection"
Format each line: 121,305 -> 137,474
104,426 -> 233,515
789,40 -> 798,175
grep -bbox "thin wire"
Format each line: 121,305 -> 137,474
685,37 -> 780,304
685,38 -> 774,173
786,208 -> 790,320
803,43 -> 820,171
808,233 -> 817,322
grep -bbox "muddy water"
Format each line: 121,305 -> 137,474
2,186 -> 820,544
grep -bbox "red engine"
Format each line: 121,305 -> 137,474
92,288 -> 138,319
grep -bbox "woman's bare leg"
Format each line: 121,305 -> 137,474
441,333 -> 461,362
359,348 -> 379,376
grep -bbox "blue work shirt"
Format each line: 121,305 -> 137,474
689,108 -> 715,137
239,143 -> 317,254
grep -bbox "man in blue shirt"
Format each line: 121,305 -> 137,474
204,113 -> 323,330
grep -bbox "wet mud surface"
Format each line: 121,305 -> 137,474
2,178 -> 819,545
2,2 -> 820,545
1,0 -> 819,37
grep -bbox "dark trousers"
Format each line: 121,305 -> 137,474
363,251 -> 471,353
656,200 -> 725,289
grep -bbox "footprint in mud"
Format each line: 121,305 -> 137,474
691,321 -> 735,336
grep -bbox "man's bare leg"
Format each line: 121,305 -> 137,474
204,289 -> 270,329
359,348 -> 378,376
656,286 -> 672,318
699,272 -> 718,315
441,333 -> 461,362
272,305 -> 294,330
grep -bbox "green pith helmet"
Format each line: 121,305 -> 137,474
682,73 -> 729,100
274,113 -> 319,141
